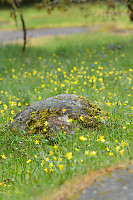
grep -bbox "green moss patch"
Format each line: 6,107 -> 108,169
24,95 -> 104,136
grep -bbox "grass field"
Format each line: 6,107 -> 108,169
0,32 -> 133,200
0,2 -> 133,30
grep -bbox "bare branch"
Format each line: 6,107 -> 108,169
13,0 -> 27,51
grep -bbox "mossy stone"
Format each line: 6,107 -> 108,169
10,94 -> 104,135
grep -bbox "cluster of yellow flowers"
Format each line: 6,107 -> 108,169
0,54 -> 132,122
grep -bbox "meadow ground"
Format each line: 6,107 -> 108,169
0,33 -> 133,200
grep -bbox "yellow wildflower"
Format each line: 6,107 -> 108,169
41,160 -> 44,167
123,126 -> 126,130
53,144 -> 57,150
49,163 -> 53,168
109,152 -> 113,156
90,151 -> 96,156
18,102 -> 21,106
62,108 -> 66,113
45,157 -> 49,162
116,146 -> 120,152
58,164 -> 65,171
120,149 -> 124,155
10,118 -> 14,123
35,140 -> 40,144
44,121 -> 48,126
44,168 -> 48,173
66,152 -> 73,160
53,156 -> 57,161
79,136 -> 87,141
58,158 -> 62,162
26,159 -> 31,163
49,151 -> 53,156
80,115 -> 84,121
42,84 -> 45,88
11,110 -> 14,115
1,155 -> 6,159
121,140 -> 127,147
96,135 -> 105,142
67,118 -> 73,122
57,68 -> 61,72
105,147 -> 109,151
85,150 -> 89,155
3,104 -> 7,110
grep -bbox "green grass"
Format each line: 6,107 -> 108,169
0,33 -> 133,200
0,2 -> 133,30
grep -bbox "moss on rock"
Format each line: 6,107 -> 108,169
10,94 -> 105,136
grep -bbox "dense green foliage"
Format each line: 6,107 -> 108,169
0,33 -> 133,200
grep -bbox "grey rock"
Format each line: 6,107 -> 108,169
9,94 -> 102,134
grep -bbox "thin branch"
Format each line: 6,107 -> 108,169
13,0 -> 27,51
20,14 -> 27,51
127,0 -> 133,12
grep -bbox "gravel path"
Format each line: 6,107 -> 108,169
0,25 -> 133,43
78,165 -> 133,200
0,25 -> 101,42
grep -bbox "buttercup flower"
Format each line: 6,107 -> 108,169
58,164 -> 65,171
80,115 -> 84,121
26,159 -> 31,164
1,155 -> 6,159
35,140 -> 40,144
79,136 -> 87,141
66,152 -> 73,160
96,135 -> 105,142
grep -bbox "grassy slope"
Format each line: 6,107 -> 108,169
0,33 -> 133,200
0,2 -> 133,30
